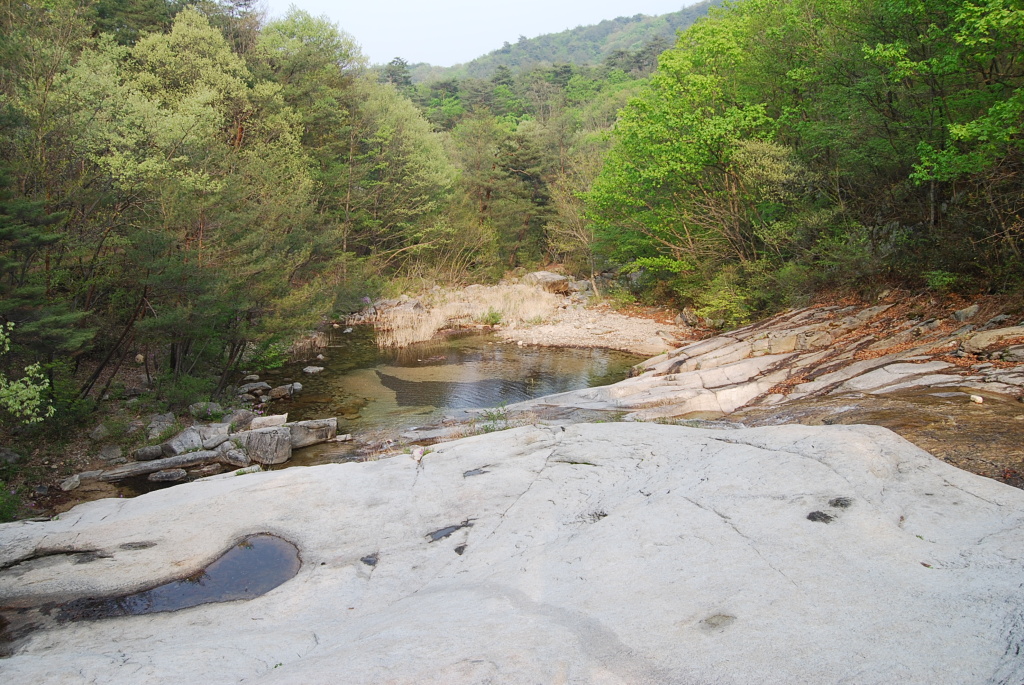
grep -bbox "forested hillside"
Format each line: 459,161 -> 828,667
590,0 -> 1024,325
406,1 -> 719,83
1,0 -> 1023,430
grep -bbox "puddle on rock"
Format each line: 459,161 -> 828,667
1,534 -> 299,654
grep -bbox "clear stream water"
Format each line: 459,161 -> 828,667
256,327 -> 643,463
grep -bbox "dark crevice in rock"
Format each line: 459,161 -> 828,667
426,520 -> 474,542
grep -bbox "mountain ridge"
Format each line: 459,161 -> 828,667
406,1 -> 719,83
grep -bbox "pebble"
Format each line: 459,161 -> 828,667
970,395 -> 984,404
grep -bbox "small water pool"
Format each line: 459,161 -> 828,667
255,329 -> 641,460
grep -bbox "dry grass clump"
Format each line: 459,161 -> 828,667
376,284 -> 560,348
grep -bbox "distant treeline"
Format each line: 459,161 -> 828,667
406,1 -> 720,83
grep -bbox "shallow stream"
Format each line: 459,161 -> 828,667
254,328 -> 642,464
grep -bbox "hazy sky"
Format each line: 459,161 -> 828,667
261,1 -> 699,67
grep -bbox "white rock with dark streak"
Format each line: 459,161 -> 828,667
1,423 -> 1023,684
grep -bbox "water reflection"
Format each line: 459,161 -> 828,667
57,534 -> 300,621
267,329 -> 641,434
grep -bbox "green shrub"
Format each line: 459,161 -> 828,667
478,308 -> 503,325
923,269 -> 959,293
158,374 -> 214,410
0,482 -> 20,522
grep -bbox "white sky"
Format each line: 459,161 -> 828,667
260,1 -> 699,67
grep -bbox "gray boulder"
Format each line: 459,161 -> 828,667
133,445 -> 164,461
284,418 -> 338,449
1002,345 -> 1024,363
522,271 -> 569,294
268,385 -> 293,400
88,424 -> 109,442
58,474 -> 80,492
97,446 -> 123,463
964,326 -> 1024,354
223,409 -> 255,432
953,304 -> 980,322
250,414 -> 288,429
238,382 -> 271,395
198,423 -> 231,450
146,413 -> 175,440
188,402 -> 223,419
161,427 -> 203,457
302,366 -> 324,374
218,448 -> 251,468
0,447 -> 21,465
232,426 -> 292,465
675,306 -> 700,327
147,469 -> 187,483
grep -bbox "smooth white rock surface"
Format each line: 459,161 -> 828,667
1,423 -> 1023,684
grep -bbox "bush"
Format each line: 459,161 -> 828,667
158,373 -> 214,410
478,308 -> 503,325
0,482 -> 20,522
923,269 -> 959,293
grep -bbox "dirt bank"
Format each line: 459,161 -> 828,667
496,300 -> 695,356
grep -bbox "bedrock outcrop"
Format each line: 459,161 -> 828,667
509,303 -> 1024,420
2,423 -> 1023,684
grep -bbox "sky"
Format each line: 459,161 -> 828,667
260,1 -> 700,67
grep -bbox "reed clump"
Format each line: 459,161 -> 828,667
288,331 -> 329,361
375,284 -> 560,348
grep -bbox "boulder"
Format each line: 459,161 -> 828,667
146,413 -> 175,440
198,423 -> 230,450
133,445 -> 164,461
953,304 -> 980,322
267,385 -> 293,400
160,426 -> 203,457
187,464 -> 222,478
2,424 -> 1024,684
217,448 -> 251,468
238,382 -> 271,395
250,414 -> 288,429
284,418 -> 337,449
963,326 -> 1024,354
521,271 -> 569,294
0,447 -> 21,465
147,469 -> 187,483
88,424 -> 109,442
675,306 -> 700,327
232,426 -> 292,465
290,382 -> 303,393
302,366 -> 325,375
242,374 -> 260,382
1002,345 -> 1024,363
223,409 -> 255,432
58,474 -> 80,492
188,402 -> 223,420
97,446 -> 123,463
